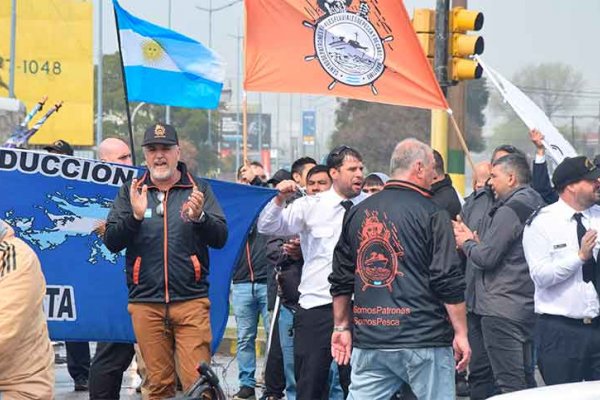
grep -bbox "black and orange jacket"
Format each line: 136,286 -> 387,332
232,224 -> 269,285
103,162 -> 228,303
329,179 -> 465,349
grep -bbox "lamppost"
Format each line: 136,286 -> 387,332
196,0 -> 242,149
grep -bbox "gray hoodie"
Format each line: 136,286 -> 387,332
462,185 -> 545,323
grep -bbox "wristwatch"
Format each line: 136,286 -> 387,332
333,326 -> 350,332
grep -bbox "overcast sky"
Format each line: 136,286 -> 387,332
94,0 -> 600,160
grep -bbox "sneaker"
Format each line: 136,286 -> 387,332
233,386 -> 256,400
74,380 -> 89,391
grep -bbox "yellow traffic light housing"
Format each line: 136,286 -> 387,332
449,7 -> 484,82
450,7 -> 483,32
451,58 -> 483,80
412,9 -> 435,62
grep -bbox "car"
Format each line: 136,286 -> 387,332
489,381 -> 600,400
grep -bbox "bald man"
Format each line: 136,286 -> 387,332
89,137 -> 138,399
98,137 -> 133,166
472,161 -> 492,192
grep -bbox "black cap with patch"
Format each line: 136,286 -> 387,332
142,123 -> 179,146
267,169 -> 292,186
44,139 -> 74,156
552,156 -> 600,191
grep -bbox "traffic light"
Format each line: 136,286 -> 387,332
412,9 -> 435,67
449,7 -> 484,81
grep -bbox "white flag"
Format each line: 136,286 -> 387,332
476,56 -> 576,164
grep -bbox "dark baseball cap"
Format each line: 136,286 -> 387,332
142,123 -> 179,146
267,169 -> 292,186
552,156 -> 600,190
44,139 -> 73,156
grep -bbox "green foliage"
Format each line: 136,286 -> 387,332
330,78 -> 489,170
488,62 -> 585,152
330,99 -> 430,172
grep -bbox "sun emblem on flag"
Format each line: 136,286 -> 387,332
303,0 -> 393,94
141,39 -> 165,64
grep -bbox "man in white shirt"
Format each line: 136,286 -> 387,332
523,155 -> 600,385
257,145 -> 366,400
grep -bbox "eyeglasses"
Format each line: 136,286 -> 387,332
155,191 -> 165,217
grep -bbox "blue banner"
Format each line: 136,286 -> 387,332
0,148 -> 275,352
302,110 -> 316,146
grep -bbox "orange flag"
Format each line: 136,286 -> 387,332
244,0 -> 448,110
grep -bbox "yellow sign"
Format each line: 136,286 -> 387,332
0,0 -> 93,146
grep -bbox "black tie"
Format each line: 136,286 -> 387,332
341,200 -> 353,212
573,213 -> 596,284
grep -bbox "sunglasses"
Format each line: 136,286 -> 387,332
329,145 -> 352,158
156,191 -> 165,217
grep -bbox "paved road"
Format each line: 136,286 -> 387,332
54,343 -> 246,399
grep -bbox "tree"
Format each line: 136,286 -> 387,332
330,100 -> 430,172
330,79 -> 489,171
489,63 -> 585,150
465,79 -> 489,152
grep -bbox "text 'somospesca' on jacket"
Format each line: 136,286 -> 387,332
329,180 -> 465,349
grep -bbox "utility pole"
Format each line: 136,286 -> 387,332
8,0 -> 17,98
447,0 -> 468,195
197,0 -> 242,149
96,0 -> 103,147
430,0 -> 450,168
276,93 -> 280,170
165,0 -> 172,124
230,26 -> 243,173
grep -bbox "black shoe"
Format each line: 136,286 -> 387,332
233,386 -> 256,400
54,354 -> 67,364
74,380 -> 89,391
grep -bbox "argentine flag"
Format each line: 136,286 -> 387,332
113,1 -> 225,109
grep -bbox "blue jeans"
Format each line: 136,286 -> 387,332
348,347 -> 455,400
232,283 -> 269,388
328,361 -> 344,400
279,305 -> 296,400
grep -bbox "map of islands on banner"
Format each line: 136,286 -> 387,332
0,148 -> 276,352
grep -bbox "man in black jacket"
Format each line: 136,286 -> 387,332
232,170 -> 272,400
455,154 -> 544,398
103,123 -> 228,398
431,150 -> 462,220
330,138 -> 470,400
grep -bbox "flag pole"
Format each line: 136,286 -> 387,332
112,3 -> 137,165
242,91 -> 248,162
447,109 -> 476,173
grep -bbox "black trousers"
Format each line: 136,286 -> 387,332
89,342 -> 136,399
294,304 -> 350,400
536,314 -> 600,385
468,313 -> 534,400
263,308 -> 286,397
66,341 -> 91,383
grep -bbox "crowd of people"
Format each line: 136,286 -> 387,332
1,123 -> 600,400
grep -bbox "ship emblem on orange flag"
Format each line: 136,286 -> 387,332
303,0 -> 392,94
245,0 -> 448,110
